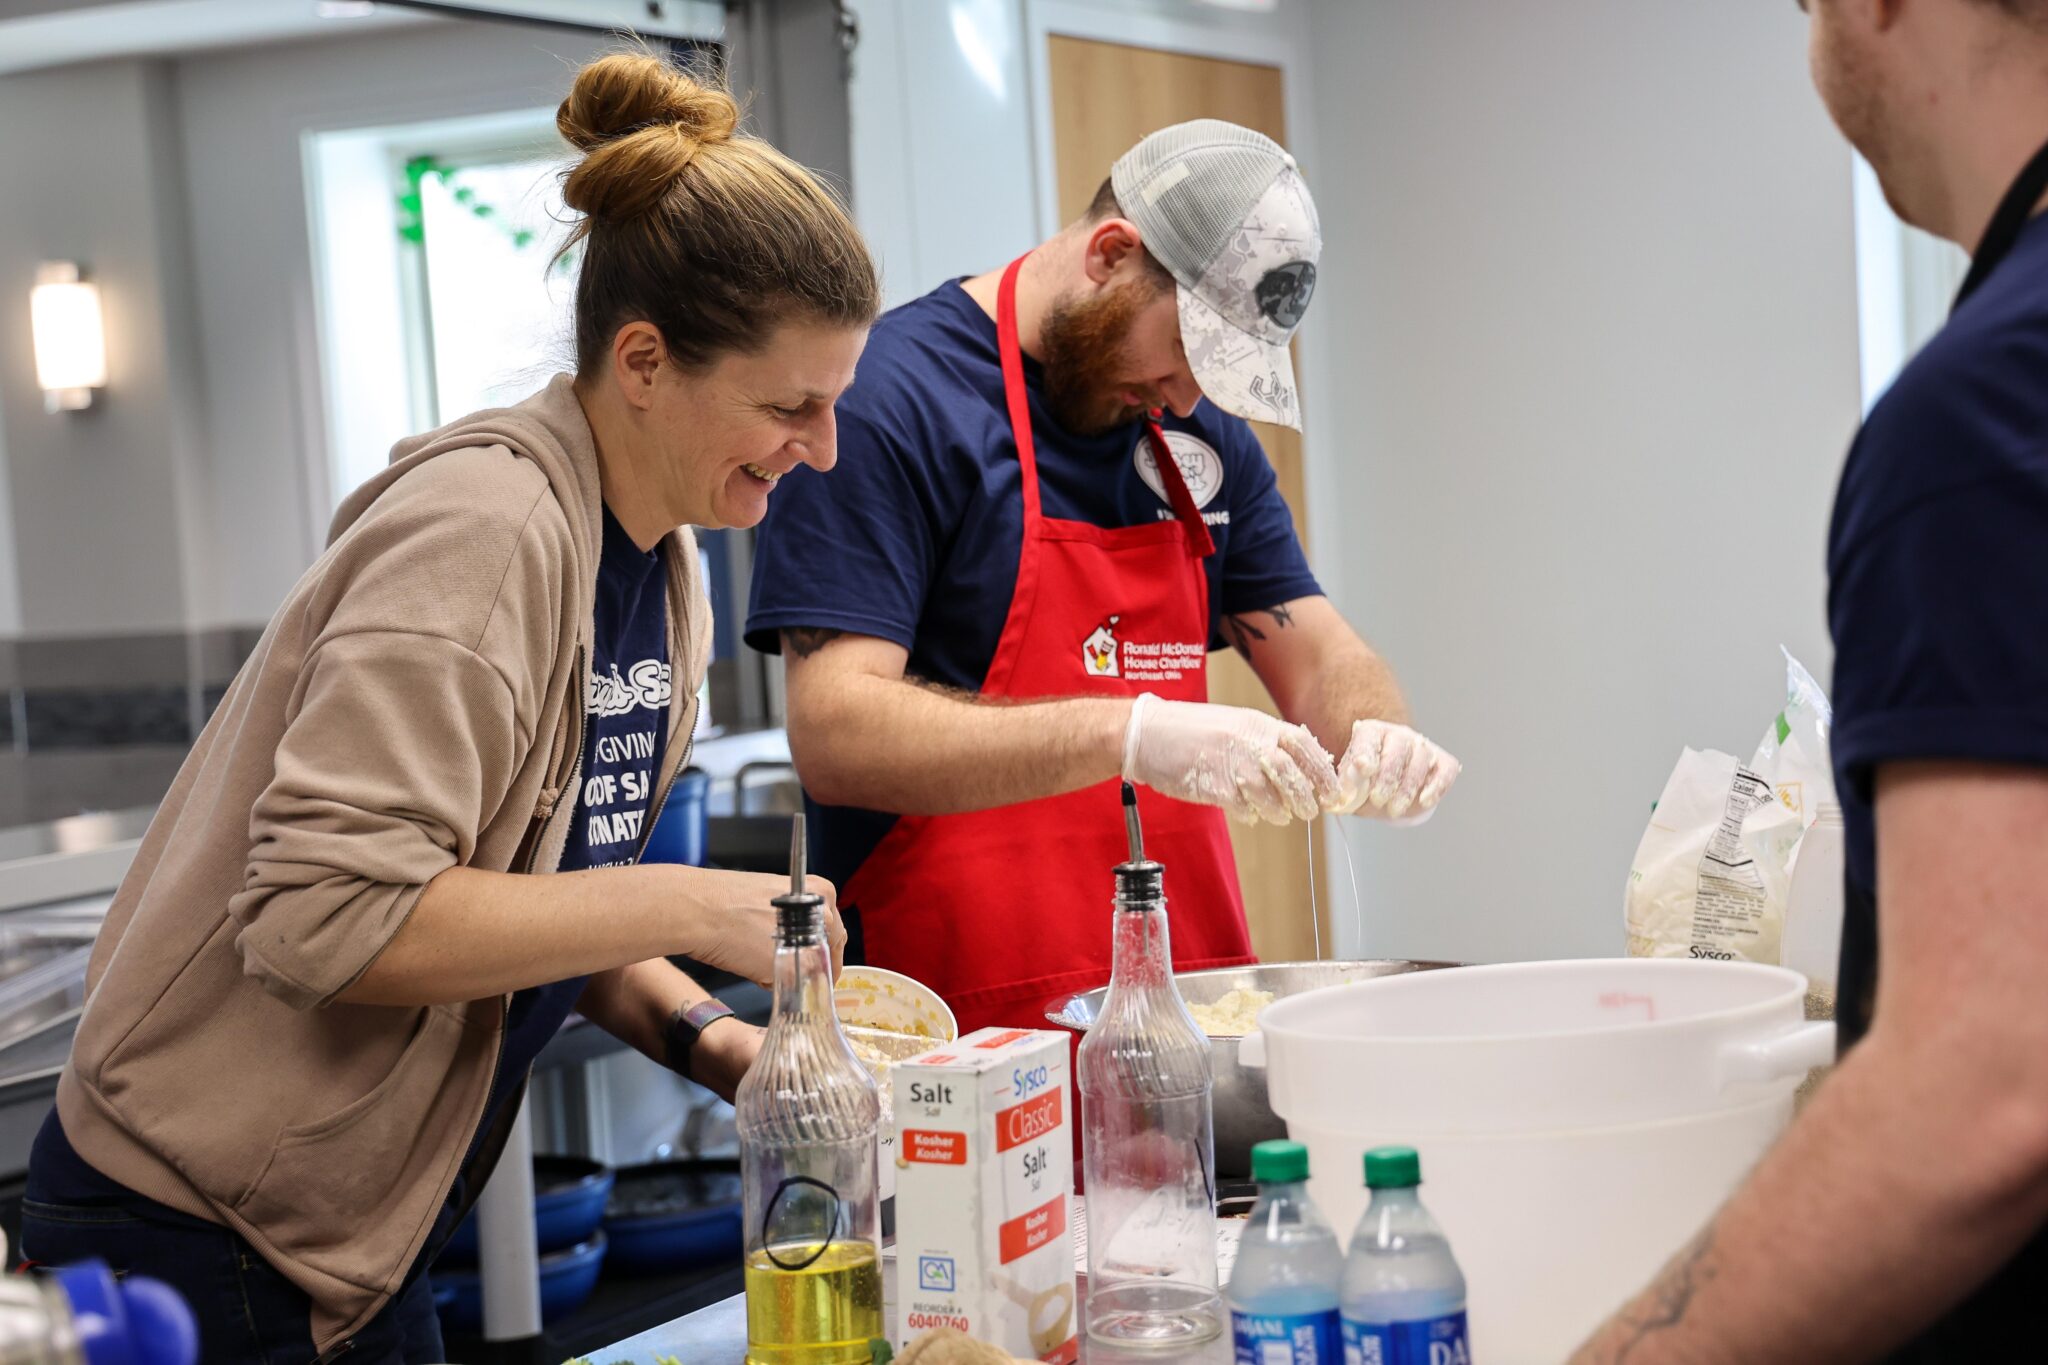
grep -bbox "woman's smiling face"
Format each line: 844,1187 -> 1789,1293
640,319 -> 869,531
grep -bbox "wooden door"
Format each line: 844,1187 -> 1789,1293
1046,36 -> 1324,963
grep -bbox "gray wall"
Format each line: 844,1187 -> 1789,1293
1304,0 -> 1864,964
0,23 -> 614,640
0,17 -> 853,641
0,60 -> 214,638
0,21 -> 615,821
842,0 -> 1039,310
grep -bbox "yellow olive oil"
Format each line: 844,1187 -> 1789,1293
743,1241 -> 885,1365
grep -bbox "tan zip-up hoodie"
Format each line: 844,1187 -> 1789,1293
54,376 -> 711,1353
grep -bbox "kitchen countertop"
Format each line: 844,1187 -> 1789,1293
579,1290 -> 747,1363
0,807 -> 150,913
585,1288 -> 1235,1365
585,1285 -> 1236,1358
587,1203 -> 1243,1365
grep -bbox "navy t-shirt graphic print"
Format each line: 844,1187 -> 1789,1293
562,508 -> 671,869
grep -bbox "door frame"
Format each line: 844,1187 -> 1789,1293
1020,2 -> 1319,239
1017,0 -> 1340,584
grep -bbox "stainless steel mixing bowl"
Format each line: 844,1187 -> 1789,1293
1044,960 -> 1463,1178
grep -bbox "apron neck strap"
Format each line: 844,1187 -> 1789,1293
1143,417 -> 1217,559
997,255 -> 1044,526
1956,133 -> 2048,310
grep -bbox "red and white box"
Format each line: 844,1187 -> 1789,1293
893,1027 -> 1078,1363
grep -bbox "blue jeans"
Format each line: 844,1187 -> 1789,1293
22,1119 -> 444,1364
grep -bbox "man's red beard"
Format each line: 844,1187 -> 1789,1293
1038,279 -> 1167,436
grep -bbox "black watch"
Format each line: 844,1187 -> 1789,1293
664,1000 -> 737,1082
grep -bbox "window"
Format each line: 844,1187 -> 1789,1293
307,109 -> 571,510
1852,155 -> 1967,412
411,150 -> 575,421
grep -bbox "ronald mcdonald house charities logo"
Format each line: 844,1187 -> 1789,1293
1079,616 -> 1204,683
1082,616 -> 1121,678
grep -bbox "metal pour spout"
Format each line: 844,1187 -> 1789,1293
774,811 -> 822,942
789,810 -> 807,897
1116,783 -> 1162,908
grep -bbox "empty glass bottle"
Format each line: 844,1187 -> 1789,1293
1078,787 -> 1222,1349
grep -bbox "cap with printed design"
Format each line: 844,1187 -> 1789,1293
1110,119 -> 1320,430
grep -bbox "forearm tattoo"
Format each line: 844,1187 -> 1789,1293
783,627 -> 846,659
1604,1225 -> 1722,1362
1222,602 -> 1297,660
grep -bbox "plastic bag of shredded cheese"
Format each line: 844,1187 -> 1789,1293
1624,651 -> 1835,964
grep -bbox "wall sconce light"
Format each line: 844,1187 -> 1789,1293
30,262 -> 107,414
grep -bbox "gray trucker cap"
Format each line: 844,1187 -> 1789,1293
1110,120 -> 1320,430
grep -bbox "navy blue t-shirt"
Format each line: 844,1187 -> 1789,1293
430,505 -> 670,1248
1827,212 -> 2048,1355
746,280 -> 1321,891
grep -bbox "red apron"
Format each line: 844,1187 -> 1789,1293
843,255 -> 1254,1039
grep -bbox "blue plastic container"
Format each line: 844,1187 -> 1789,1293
639,767 -> 711,866
432,1232 -> 607,1335
50,1260 -> 198,1365
601,1158 -> 743,1275
437,1155 -> 614,1267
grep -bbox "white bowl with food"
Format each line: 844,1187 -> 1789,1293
1043,961 -> 1461,1178
834,965 -> 957,1201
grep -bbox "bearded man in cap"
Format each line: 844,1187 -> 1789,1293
747,122 -> 1459,1032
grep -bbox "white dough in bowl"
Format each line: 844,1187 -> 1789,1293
1187,987 -> 1275,1037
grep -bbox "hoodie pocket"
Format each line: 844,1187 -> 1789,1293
232,1006 -> 470,1285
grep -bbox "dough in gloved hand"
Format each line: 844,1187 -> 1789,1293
1122,692 -> 1339,825
1333,719 -> 1461,821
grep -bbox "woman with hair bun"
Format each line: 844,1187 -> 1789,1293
18,52 -> 877,1364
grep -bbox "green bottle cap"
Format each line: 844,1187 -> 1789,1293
1364,1146 -> 1421,1189
1250,1140 -> 1310,1185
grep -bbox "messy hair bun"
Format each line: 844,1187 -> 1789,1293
558,53 -> 741,221
555,51 -> 878,374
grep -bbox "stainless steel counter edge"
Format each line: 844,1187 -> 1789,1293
0,807 -> 154,914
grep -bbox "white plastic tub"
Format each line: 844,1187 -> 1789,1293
1239,959 -> 1832,1362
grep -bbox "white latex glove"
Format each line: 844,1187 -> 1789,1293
1333,719 -> 1461,822
1122,692 -> 1340,825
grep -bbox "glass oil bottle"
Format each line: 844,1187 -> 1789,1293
736,815 -> 885,1365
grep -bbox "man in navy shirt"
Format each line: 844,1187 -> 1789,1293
749,122 -> 1461,1034
1577,1 -> 2048,1360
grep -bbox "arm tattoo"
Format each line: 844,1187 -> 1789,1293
1607,1225 -> 1722,1362
783,627 -> 845,659
1222,602 -> 1298,661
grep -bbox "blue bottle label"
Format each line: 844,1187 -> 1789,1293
1232,1307 -> 1343,1365
1341,1310 -> 1471,1365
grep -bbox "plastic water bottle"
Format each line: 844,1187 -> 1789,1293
1340,1148 -> 1470,1365
0,1259 -> 197,1365
1228,1140 -> 1341,1365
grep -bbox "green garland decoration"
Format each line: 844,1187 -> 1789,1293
397,154 -> 571,270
